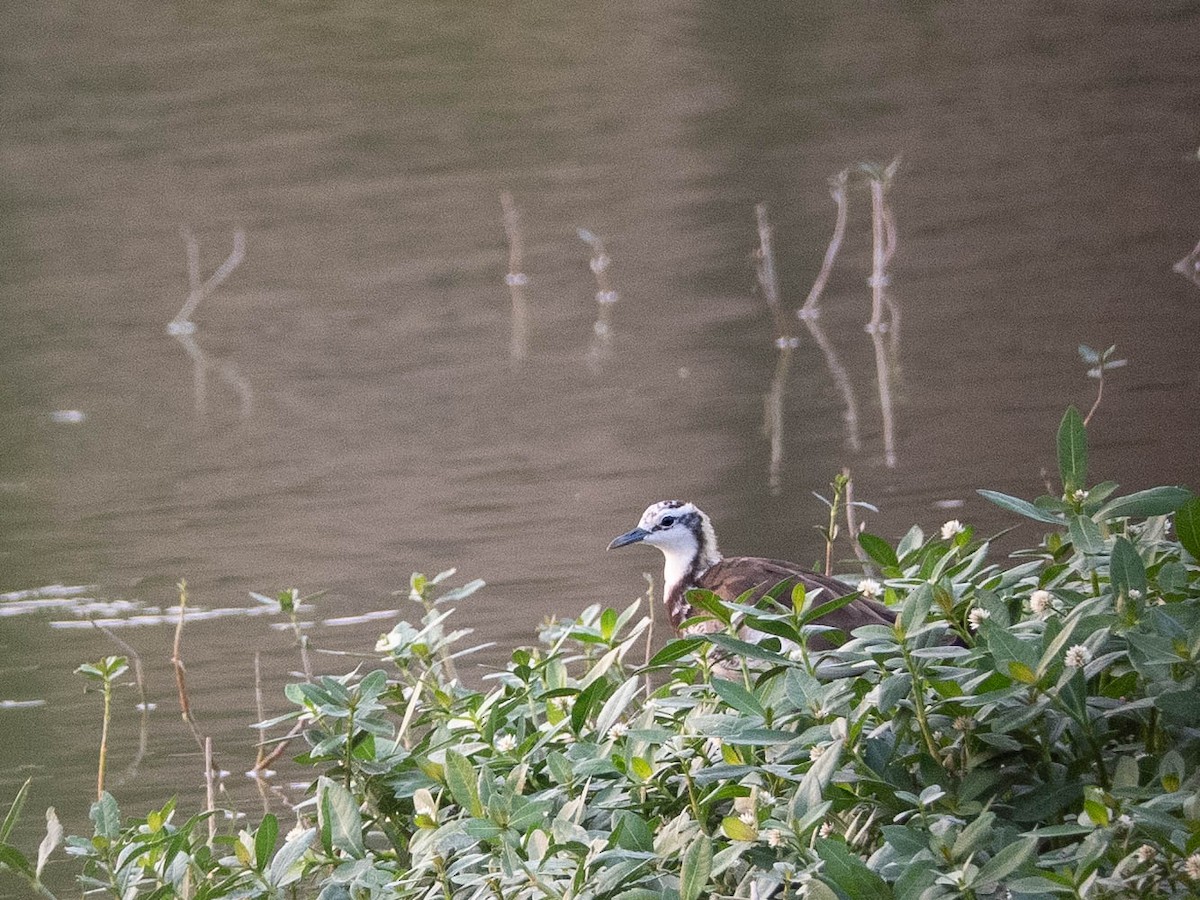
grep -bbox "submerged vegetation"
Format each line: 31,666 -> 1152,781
3,409 -> 1200,899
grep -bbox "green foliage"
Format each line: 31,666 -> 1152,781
2,415 -> 1199,898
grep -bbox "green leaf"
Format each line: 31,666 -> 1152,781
858,533 -> 898,569
646,637 -> 705,667
679,832 -> 712,900
978,490 -> 1064,525
443,750 -> 483,818
684,589 -> 732,626
317,777 -> 364,859
1068,515 -> 1105,555
721,815 -> 757,841
595,676 -> 640,739
267,828 -> 316,889
0,779 -> 30,844
976,835 -> 1037,886
985,624 -> 1040,679
703,633 -> 791,666
1109,537 -> 1146,599
1173,497 -> 1200,559
710,679 -> 766,719
1096,486 -> 1193,521
0,843 -> 33,877
600,607 -> 617,641
255,813 -> 278,871
814,837 -> 892,898
1057,406 -> 1088,494
90,792 -> 120,841
793,739 -> 844,818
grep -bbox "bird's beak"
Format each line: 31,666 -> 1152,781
607,527 -> 650,550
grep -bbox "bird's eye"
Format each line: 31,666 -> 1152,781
660,516 -> 676,528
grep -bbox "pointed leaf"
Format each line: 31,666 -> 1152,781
684,588 -> 732,626
646,637 -> 705,667
317,777 -> 364,859
1109,537 -> 1146,599
1096,486 -> 1193,521
679,832 -> 712,900
978,490 -> 1064,525
710,678 -> 766,719
1057,406 -> 1088,494
976,834 -> 1037,886
0,779 -> 30,844
90,793 -> 120,840
814,837 -> 892,898
1175,497 -> 1200,559
443,750 -> 483,818
595,676 -> 640,739
255,813 -> 278,871
1068,515 -> 1105,555
858,533 -> 898,569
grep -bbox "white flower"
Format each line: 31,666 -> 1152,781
1135,844 -> 1156,864
967,608 -> 990,631
286,821 -> 309,843
494,733 -> 518,753
1072,489 -> 1089,503
739,811 -> 757,825
808,743 -> 827,761
764,828 -> 784,848
1187,853 -> 1200,881
818,821 -> 834,838
1128,588 -> 1143,600
1065,644 -> 1092,668
940,519 -> 965,540
1029,589 -> 1053,615
607,721 -> 629,741
857,578 -> 883,599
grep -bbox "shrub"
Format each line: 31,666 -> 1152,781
3,408 -> 1198,899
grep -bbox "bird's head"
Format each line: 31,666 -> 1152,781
607,500 -> 720,567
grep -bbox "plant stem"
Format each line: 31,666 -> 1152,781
97,675 -> 112,801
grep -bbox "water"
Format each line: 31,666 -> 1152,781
2,0 -> 1198,870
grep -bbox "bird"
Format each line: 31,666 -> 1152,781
607,500 -> 895,649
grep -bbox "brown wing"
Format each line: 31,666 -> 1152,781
699,556 -> 894,645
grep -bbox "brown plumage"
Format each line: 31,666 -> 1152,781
608,500 -> 895,649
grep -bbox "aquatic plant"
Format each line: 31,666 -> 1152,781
2,409 -> 1198,898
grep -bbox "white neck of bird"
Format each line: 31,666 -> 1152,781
659,541 -> 721,599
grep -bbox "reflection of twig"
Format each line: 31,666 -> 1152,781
755,205 -> 799,493
94,623 -> 150,788
578,228 -> 619,365
1174,237 -> 1200,288
799,307 -> 862,454
866,162 -> 901,469
754,204 -> 792,343
763,345 -> 795,494
500,193 -> 529,362
798,170 -> 849,320
169,228 -> 245,335
168,228 -> 252,420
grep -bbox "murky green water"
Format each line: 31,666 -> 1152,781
2,0 -> 1198,873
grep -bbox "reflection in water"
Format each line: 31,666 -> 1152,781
796,170 -> 862,455
759,161 -> 906,487
1174,238 -> 1200,288
499,193 -> 529,364
167,228 -> 253,421
578,228 -> 619,368
864,160 -> 902,469
754,203 -> 799,494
